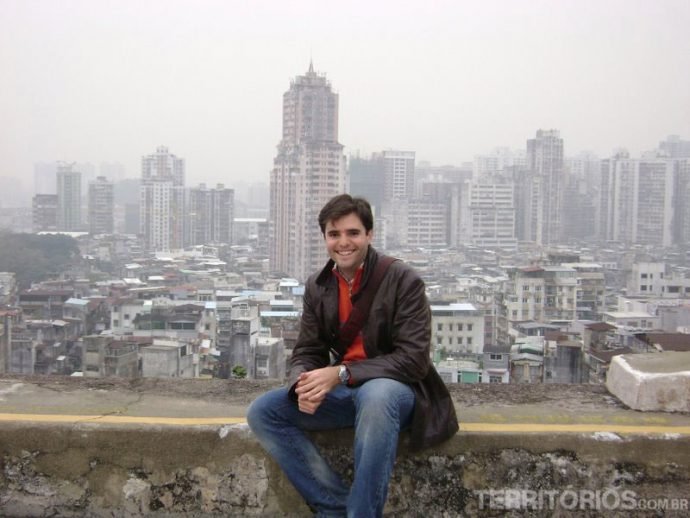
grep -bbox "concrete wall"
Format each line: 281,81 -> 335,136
2,421 -> 689,516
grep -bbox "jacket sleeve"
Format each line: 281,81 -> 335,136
345,264 -> 432,385
286,276 -> 331,395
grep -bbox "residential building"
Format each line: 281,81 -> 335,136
520,129 -> 564,244
216,300 -> 259,379
348,153 -> 385,211
141,338 -> 196,378
88,176 -> 114,234
56,162 -> 82,231
482,344 -> 510,383
599,155 -> 679,246
430,303 -> 485,357
407,200 -> 448,247
627,262 -> 667,297
473,147 -> 527,178
82,335 -> 138,378
269,62 -> 346,281
659,135 -> 690,158
32,194 -> 58,232
467,174 -> 517,250
509,337 -> 544,383
140,146 -> 186,252
562,263 -> 606,320
186,183 -> 234,246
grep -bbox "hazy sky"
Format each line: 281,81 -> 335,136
1,0 -> 689,193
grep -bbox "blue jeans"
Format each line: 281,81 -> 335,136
247,378 -> 415,518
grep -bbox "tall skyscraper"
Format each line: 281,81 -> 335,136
269,63 -> 346,280
599,155 -> 680,247
56,162 -> 82,231
523,129 -> 564,245
88,176 -> 114,235
140,146 -> 185,252
186,183 -> 235,246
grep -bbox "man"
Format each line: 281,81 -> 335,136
248,194 -> 458,517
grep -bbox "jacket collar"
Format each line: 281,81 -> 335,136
315,246 -> 380,289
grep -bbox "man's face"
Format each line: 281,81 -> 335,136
324,212 -> 373,279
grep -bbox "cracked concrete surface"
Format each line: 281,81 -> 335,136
1,376 -> 690,516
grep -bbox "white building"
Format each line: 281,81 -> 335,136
467,175 -> 517,250
430,303 -> 485,356
56,162 -> 82,231
140,146 -> 186,252
599,156 -> 678,246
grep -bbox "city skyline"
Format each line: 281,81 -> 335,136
1,0 -> 689,201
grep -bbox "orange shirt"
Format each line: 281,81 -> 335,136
334,266 -> 368,363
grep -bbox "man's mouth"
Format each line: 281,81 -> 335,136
337,250 -> 355,256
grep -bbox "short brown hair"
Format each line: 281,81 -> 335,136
318,194 -> 373,234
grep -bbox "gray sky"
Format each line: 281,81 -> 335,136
1,0 -> 689,193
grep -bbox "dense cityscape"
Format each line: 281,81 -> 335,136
0,63 -> 689,385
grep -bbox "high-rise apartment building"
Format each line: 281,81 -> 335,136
269,63 -> 346,280
32,194 -> 58,232
186,183 -> 234,246
467,175 -> 517,250
88,176 -> 114,235
473,148 -> 527,179
522,130 -> 564,245
349,153 -> 385,211
599,155 -> 679,246
56,162 -> 82,231
383,150 -> 415,200
140,146 -> 186,252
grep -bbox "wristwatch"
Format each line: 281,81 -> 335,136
338,364 -> 350,385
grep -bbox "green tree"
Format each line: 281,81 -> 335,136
0,231 -> 80,288
231,365 -> 247,379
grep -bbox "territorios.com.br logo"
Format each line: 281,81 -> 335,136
474,488 -> 689,512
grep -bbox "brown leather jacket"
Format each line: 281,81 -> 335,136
288,247 -> 459,451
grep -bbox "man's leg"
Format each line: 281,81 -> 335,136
348,378 -> 415,518
247,386 -> 355,516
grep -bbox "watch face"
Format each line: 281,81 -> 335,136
339,365 -> 348,383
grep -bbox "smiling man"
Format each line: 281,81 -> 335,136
248,194 -> 458,518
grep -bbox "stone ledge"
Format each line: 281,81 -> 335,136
606,352 -> 690,412
1,421 -> 690,517
1,376 -> 690,516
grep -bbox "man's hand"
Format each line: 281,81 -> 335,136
294,366 -> 340,414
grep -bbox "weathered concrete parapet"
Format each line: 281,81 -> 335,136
2,421 -> 690,517
1,377 -> 689,516
607,352 -> 690,412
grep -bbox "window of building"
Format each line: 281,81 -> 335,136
468,324 -> 473,331
489,375 -> 502,384
467,337 -> 472,345
437,323 -> 443,331
490,353 -> 502,360
458,323 -> 463,331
